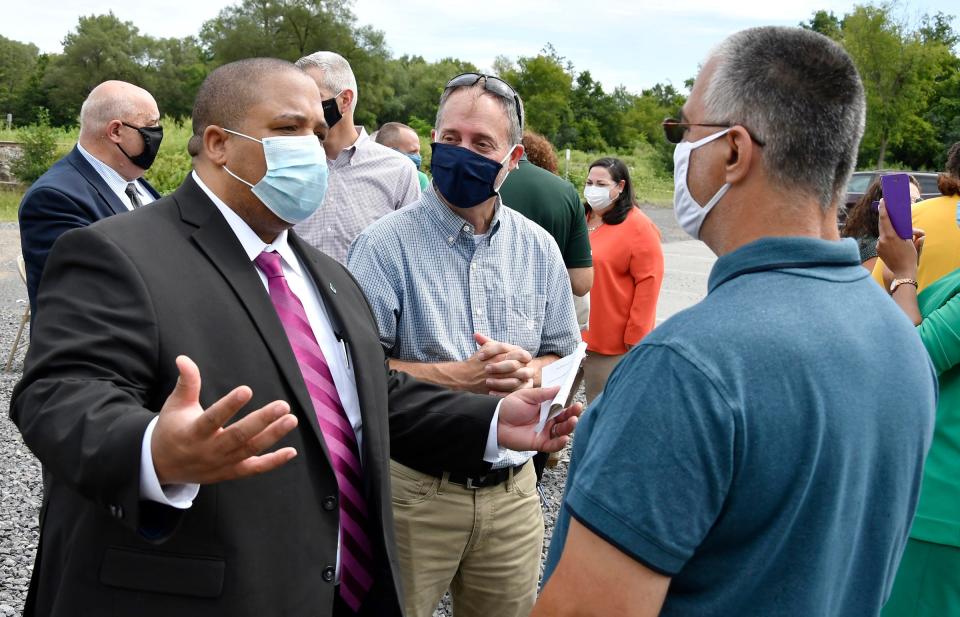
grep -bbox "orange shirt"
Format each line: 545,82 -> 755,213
583,207 -> 664,355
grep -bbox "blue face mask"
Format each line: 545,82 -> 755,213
403,151 -> 422,170
222,129 -> 328,224
430,142 -> 514,209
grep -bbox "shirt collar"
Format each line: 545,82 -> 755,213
76,142 -> 138,194
332,126 -> 367,166
708,236 -> 863,293
191,171 -> 304,278
421,183 -> 503,246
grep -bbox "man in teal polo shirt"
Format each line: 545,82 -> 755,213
534,26 -> 936,617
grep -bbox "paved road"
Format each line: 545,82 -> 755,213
657,240 -> 715,324
640,204 -> 716,325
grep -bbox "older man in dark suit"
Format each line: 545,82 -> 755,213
18,80 -> 163,314
10,58 -> 579,617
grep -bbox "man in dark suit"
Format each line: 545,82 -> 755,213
18,80 -> 163,314
10,58 -> 579,617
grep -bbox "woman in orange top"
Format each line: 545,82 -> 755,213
582,157 -> 664,403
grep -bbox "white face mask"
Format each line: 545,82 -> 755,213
673,128 -> 731,239
584,185 -> 616,211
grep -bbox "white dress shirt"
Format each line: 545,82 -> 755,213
75,142 -> 156,210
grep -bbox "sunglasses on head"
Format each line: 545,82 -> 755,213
661,117 -> 765,147
445,73 -> 523,129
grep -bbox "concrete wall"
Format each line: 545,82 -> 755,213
0,142 -> 23,185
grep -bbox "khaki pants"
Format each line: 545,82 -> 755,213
390,460 -> 543,617
583,351 -> 625,404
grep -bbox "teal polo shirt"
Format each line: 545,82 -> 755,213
499,157 -> 592,269
545,237 -> 936,616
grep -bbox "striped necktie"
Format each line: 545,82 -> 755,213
254,250 -> 373,612
124,182 -> 143,209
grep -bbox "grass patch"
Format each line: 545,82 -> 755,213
561,143 -> 674,207
0,187 -> 24,223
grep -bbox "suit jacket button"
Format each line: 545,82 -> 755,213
322,566 -> 335,582
322,496 -> 337,511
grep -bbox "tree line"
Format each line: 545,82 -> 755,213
0,0 -> 957,172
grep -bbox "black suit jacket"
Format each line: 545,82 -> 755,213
10,175 -> 497,617
18,145 -> 161,314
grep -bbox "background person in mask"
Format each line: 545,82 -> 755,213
374,121 -> 429,191
533,26 -> 935,617
18,79 -> 163,315
10,58 -> 581,617
292,51 -> 420,264
580,157 -> 662,404
347,73 -> 580,617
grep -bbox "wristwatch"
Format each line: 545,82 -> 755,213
889,278 -> 918,294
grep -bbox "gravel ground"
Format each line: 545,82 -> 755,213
0,207 -> 683,615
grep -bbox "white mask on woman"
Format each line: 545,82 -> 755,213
584,184 -> 617,211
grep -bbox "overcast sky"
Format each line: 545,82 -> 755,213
2,0 -> 957,93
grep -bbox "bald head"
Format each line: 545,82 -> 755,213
79,81 -> 158,140
188,58 -> 311,157
376,122 -> 420,154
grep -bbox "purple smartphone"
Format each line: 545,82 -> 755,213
881,173 -> 913,240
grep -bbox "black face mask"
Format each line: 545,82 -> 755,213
118,122 -> 163,170
321,97 -> 343,129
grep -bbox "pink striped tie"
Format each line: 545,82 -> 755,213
254,250 -> 373,612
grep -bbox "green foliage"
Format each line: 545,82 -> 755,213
0,35 -> 39,120
143,116 -> 193,194
42,13 -> 150,126
379,56 -> 478,129
801,10 -> 843,39
842,5 -> 951,168
11,109 -> 58,184
0,0 -> 955,183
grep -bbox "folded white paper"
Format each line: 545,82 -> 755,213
536,341 -> 587,433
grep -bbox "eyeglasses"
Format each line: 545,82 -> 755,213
445,73 -> 523,129
662,117 -> 765,147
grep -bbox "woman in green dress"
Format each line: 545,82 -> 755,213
877,191 -> 960,616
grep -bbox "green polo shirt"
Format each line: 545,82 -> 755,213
499,157 -> 592,269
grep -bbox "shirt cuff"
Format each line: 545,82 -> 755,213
483,400 -> 504,463
140,416 -> 200,508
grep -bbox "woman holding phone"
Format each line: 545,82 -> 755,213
876,188 -> 960,616
841,174 -> 921,271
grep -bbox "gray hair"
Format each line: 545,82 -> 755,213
295,51 -> 358,112
435,78 -> 524,146
702,27 -> 866,210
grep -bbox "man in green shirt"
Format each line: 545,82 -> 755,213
500,150 -> 594,297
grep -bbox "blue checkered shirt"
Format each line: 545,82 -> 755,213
348,185 -> 581,467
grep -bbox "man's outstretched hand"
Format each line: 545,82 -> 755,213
152,356 -> 299,485
497,386 -> 582,453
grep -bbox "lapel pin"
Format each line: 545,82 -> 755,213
329,282 -> 337,294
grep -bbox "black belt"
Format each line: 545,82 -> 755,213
444,463 -> 527,489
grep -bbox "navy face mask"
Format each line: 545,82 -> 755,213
430,142 -> 513,209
